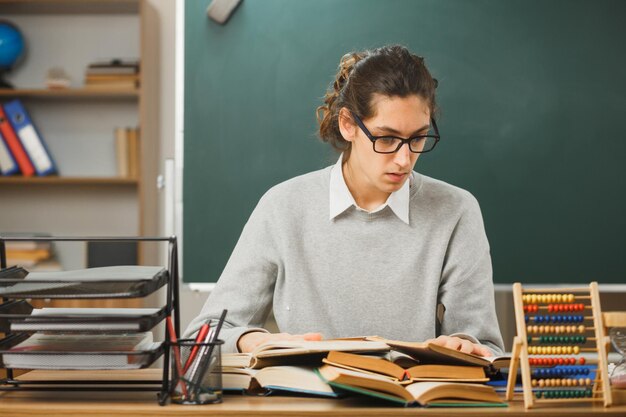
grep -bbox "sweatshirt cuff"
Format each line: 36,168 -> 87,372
449,332 -> 480,344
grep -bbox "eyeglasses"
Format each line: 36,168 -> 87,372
350,111 -> 440,154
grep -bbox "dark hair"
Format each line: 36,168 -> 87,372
316,45 -> 438,152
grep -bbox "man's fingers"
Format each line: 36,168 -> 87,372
473,344 -> 493,357
459,339 -> 474,354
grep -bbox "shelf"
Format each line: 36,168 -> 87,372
0,89 -> 139,100
0,177 -> 138,186
0,0 -> 139,15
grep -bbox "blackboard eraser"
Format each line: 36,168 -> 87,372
206,0 -> 243,25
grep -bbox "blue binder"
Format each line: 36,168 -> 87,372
0,129 -> 20,175
3,99 -> 58,176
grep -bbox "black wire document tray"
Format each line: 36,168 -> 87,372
0,300 -> 167,333
0,265 -> 168,299
0,332 -> 164,370
0,235 -> 181,404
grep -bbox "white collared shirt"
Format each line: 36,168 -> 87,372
328,154 -> 410,224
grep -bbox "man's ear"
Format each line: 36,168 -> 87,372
338,107 -> 357,143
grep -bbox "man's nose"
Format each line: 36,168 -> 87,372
393,142 -> 411,167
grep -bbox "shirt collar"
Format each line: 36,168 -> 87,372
329,154 -> 410,224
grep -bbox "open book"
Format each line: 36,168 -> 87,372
317,365 -> 504,407
221,365 -> 339,397
221,339 -> 389,369
366,336 -> 510,369
323,351 -> 488,383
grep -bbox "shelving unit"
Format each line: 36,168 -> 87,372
0,0 -> 160,271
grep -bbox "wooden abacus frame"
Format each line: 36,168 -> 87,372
505,282 -> 612,409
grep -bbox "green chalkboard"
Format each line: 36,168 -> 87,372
184,0 -> 626,284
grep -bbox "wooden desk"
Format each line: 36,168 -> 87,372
1,370 -> 625,417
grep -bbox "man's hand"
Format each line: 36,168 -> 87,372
237,331 -> 323,353
426,335 -> 493,357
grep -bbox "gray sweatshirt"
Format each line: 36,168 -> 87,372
184,166 -> 505,355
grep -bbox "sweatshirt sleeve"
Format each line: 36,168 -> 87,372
438,192 -> 505,356
183,192 -> 279,353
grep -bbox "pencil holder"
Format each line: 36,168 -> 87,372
169,338 -> 224,405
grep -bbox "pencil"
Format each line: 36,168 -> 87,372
166,315 -> 187,398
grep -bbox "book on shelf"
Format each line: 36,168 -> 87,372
316,364 -> 505,407
1,235 -> 59,270
323,351 -> 488,383
0,128 -> 20,176
221,339 -> 390,369
3,99 -> 58,176
366,336 -> 510,369
85,59 -> 140,89
115,127 -> 129,177
0,104 -> 35,176
127,127 -> 139,178
220,365 -> 340,397
85,74 -> 140,82
0,332 -> 159,370
84,74 -> 139,90
84,80 -> 138,90
114,127 -> 139,178
0,234 -> 52,251
86,59 -> 140,75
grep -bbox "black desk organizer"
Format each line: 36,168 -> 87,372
0,236 -> 181,405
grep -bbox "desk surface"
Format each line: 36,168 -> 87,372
0,370 -> 624,417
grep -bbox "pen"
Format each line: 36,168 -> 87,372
166,315 -> 187,398
190,309 -> 228,398
182,322 -> 210,374
185,326 -> 213,383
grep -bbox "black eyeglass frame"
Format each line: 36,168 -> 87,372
350,111 -> 440,154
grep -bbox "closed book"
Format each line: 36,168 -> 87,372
84,80 -> 137,89
0,129 -> 19,175
0,105 -> 35,176
127,127 -> 139,178
221,365 -> 340,397
85,74 -> 139,82
3,100 -> 57,176
114,127 -> 129,177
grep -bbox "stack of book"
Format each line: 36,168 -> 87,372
84,59 -> 140,90
219,337 -> 510,407
3,236 -> 61,272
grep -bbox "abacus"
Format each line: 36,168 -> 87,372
505,282 -> 612,408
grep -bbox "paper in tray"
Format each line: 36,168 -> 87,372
0,300 -> 167,333
0,265 -> 168,298
0,332 -> 164,370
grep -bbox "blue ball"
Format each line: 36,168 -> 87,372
0,22 -> 25,70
